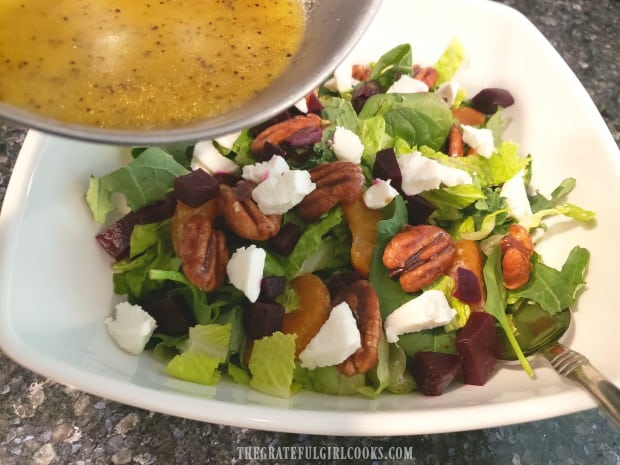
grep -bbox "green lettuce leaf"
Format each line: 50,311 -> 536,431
86,176 -> 114,224
508,246 -> 590,315
88,147 -> 188,222
367,43 -> 413,90
322,97 -> 358,129
112,222 -> 180,299
358,115 -> 387,166
264,208 -> 351,279
294,365 -> 366,396
433,37 -> 466,86
419,142 -> 527,187
359,93 -> 452,150
166,324 -> 232,385
483,247 -> 533,376
368,196 -> 412,319
397,328 -> 457,357
249,332 -> 297,398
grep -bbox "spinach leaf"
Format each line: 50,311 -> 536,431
359,93 -> 452,150
368,43 -> 413,90
368,196 -> 412,319
483,247 -> 533,376
509,246 -> 590,315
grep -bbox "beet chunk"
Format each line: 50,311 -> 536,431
326,271 -> 361,298
96,215 -> 137,261
268,223 -> 302,256
259,276 -> 287,302
372,148 -> 401,191
96,192 -> 177,260
243,301 -> 285,339
470,88 -> 515,114
405,194 -> 436,225
138,292 -> 196,336
351,80 -> 381,113
456,311 -> 500,386
173,168 -> 220,207
410,352 -> 463,396
258,141 -> 288,162
453,267 -> 482,305
305,92 -> 324,114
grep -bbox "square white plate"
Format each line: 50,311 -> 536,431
1,0 -> 619,435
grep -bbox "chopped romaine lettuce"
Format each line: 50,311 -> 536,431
249,332 -> 297,398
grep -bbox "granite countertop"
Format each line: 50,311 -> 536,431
1,1 -> 619,464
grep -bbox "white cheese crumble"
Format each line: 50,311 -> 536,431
298,302 -> 362,369
214,131 -> 242,149
384,290 -> 457,343
436,81 -> 460,106
242,155 -> 290,183
251,169 -> 316,215
226,245 -> 266,303
191,140 -> 239,174
104,302 -> 157,355
461,125 -> 496,158
332,126 -> 364,164
363,179 -> 399,209
324,61 -> 356,93
387,75 -> 429,94
500,169 -> 532,222
397,151 -> 473,196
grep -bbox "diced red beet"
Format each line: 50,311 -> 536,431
455,311 -> 501,386
213,172 -> 240,186
173,168 -> 220,207
231,179 -> 256,202
133,191 -> 178,224
258,141 -> 288,162
405,194 -> 436,225
259,276 -> 287,302
268,223 -> 302,256
453,267 -> 482,305
372,148 -> 401,191
351,80 -> 381,113
96,192 -> 177,260
96,215 -> 137,260
410,352 -> 463,396
284,125 -> 323,147
470,88 -> 515,114
138,292 -> 196,336
243,301 -> 285,339
305,92 -> 324,114
326,271 -> 361,298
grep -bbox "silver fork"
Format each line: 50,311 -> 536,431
542,343 -> 620,427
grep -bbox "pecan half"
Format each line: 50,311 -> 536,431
448,124 -> 464,157
171,201 -> 228,292
500,224 -> 534,290
382,225 -> 456,293
218,182 -> 281,241
413,66 -> 439,88
334,280 -> 382,377
352,64 -> 371,81
251,113 -> 322,154
296,161 -> 365,221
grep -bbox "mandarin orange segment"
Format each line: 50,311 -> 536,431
451,106 -> 486,127
281,274 -> 331,356
341,197 -> 384,277
448,239 -> 485,310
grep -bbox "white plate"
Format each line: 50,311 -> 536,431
1,0 -> 619,435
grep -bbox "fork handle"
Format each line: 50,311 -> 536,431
543,343 -> 620,427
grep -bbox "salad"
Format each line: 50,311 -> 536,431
86,39 -> 595,399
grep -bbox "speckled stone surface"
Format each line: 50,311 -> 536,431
0,1 -> 618,464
